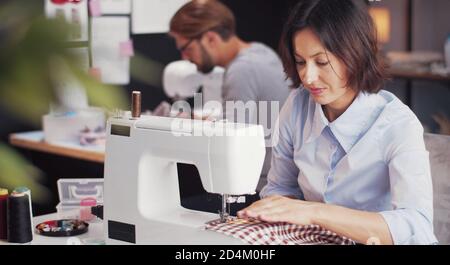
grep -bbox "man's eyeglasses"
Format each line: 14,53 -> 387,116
176,27 -> 214,53
178,38 -> 196,53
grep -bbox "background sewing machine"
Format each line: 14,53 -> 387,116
103,109 -> 266,244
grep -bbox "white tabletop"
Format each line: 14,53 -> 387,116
11,131 -> 105,153
0,212 -> 244,245
0,213 -> 104,245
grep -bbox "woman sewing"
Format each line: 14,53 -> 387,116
237,0 -> 437,245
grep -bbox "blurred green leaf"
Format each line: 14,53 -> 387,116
0,1 -> 128,196
0,143 -> 51,203
68,63 -> 128,111
130,51 -> 164,87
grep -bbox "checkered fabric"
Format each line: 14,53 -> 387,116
205,218 -> 356,245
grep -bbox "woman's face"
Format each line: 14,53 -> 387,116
293,28 -> 356,109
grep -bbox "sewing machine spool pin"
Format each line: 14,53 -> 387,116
131,91 -> 141,119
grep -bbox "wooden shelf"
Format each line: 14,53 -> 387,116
389,68 -> 450,82
387,67 -> 450,109
9,131 -> 104,163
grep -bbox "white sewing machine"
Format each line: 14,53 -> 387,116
103,110 -> 265,244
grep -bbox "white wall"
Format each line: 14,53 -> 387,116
413,0 -> 450,52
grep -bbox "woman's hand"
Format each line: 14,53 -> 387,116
237,195 -> 321,226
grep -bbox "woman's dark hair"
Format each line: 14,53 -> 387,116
279,0 -> 386,93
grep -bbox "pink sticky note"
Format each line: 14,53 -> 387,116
89,0 -> 101,17
119,40 -> 134,57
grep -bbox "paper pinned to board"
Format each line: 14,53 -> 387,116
91,16 -> 130,85
99,0 -> 131,14
132,0 -> 189,34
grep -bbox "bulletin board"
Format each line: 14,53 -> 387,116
43,0 -> 187,111
43,0 -> 297,111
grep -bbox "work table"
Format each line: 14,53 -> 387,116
9,131 -> 105,163
0,212 -> 244,245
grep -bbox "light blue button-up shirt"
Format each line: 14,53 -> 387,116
260,88 -> 438,245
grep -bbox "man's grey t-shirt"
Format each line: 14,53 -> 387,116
222,42 -> 290,186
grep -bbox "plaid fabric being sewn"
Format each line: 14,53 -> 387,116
205,218 -> 356,245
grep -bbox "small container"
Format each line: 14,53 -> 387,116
80,197 -> 96,221
56,179 -> 103,221
43,107 -> 105,144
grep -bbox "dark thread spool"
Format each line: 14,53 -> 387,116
7,193 -> 33,243
131,91 -> 141,119
0,189 -> 8,240
12,187 -> 33,229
